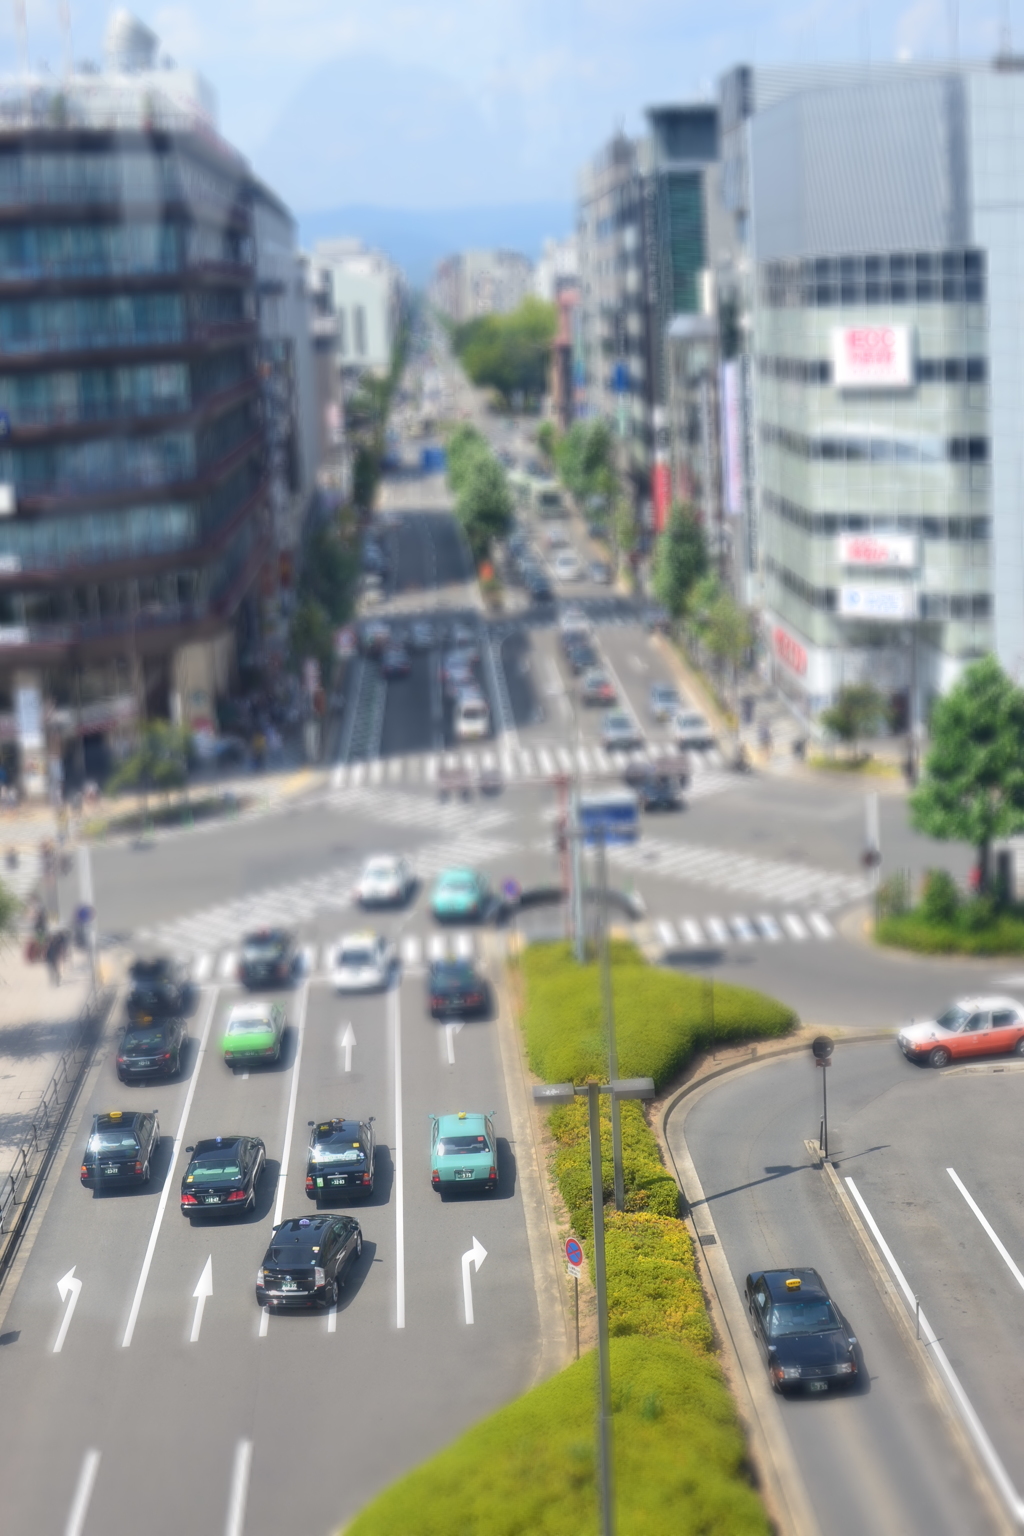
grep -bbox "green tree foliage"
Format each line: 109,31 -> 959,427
298,522 -> 358,625
452,297 -> 557,404
109,721 -> 190,798
455,449 -> 514,562
289,596 -> 334,679
536,420 -> 556,463
910,655 -> 1024,886
445,422 -> 489,495
820,683 -> 888,754
554,420 -> 617,511
703,592 -> 754,672
0,878 -> 19,932
652,504 -> 709,618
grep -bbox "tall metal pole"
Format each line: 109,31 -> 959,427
76,843 -> 98,995
588,1079 -> 615,1536
597,836 -> 625,1212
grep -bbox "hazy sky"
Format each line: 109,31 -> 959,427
0,1 -> 1016,210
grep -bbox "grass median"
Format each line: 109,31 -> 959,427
343,942 -> 795,1535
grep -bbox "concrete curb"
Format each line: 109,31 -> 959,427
811,1141 -> 1017,1536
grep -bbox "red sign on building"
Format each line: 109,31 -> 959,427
773,626 -> 808,676
651,462 -> 671,534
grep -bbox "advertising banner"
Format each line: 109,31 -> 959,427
838,533 -> 917,568
720,361 -> 743,515
651,461 -> 671,534
839,585 -> 916,620
832,326 -> 912,389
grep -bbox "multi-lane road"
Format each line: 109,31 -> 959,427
0,419 -> 1015,1535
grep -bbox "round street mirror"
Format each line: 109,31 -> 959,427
811,1035 -> 834,1061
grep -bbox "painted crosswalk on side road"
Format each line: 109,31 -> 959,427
652,911 -> 835,952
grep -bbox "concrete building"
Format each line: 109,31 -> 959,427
721,59 -> 1024,729
0,11 -> 321,790
576,106 -> 720,534
533,235 -> 578,303
430,249 -> 533,323
313,239 -> 403,378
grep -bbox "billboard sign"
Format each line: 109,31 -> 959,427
839,585 -> 916,621
772,625 -> 808,676
838,533 -> 917,569
832,326 -> 912,389
720,361 -> 743,515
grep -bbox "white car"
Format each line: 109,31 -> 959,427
330,932 -> 395,992
672,709 -> 716,749
545,523 -> 570,549
601,710 -> 643,751
552,550 -> 582,582
355,854 -> 413,907
455,693 -> 490,740
897,995 -> 1024,1067
649,683 -> 681,722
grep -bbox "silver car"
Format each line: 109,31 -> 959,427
601,710 -> 643,751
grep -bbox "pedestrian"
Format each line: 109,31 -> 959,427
45,928 -> 66,986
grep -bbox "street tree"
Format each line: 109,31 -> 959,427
453,298 -> 556,404
652,504 -> 709,618
289,597 -> 334,681
108,721 -> 191,809
446,423 -> 489,495
455,451 -> 514,561
910,655 -> 1024,889
820,684 -> 889,757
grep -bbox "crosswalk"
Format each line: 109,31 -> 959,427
190,930 -> 480,983
324,783 -> 512,834
607,834 -> 869,911
133,828 -> 517,955
328,742 -> 734,796
651,909 -> 835,953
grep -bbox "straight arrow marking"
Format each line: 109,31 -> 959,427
54,1266 -> 82,1353
339,1022 -> 355,1073
461,1235 -> 487,1325
190,1255 -> 213,1343
444,1021 -> 464,1066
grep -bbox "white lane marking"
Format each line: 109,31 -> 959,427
808,911 -> 835,939
500,749 -> 515,778
271,981 -> 310,1229
845,1177 -> 1024,1525
557,747 -> 573,771
730,915 -> 756,942
388,758 -> 402,782
656,918 -> 676,949
454,931 -> 474,960
327,1304 -> 337,1334
428,933 -> 448,961
224,1439 -> 253,1536
518,749 -> 535,777
351,763 -> 366,787
369,760 -> 384,785
681,918 -> 704,947
329,764 -> 343,789
53,1267 -> 82,1354
64,1449 -> 101,1536
947,1169 -> 1024,1293
258,1305 -> 269,1338
339,1022 -> 355,1073
425,755 -> 438,782
755,913 -> 782,941
299,944 -> 316,975
193,952 -> 213,984
218,950 -> 237,981
705,917 -> 728,945
783,912 -> 808,940
577,747 -> 593,773
122,985 -> 219,1348
445,1020 -> 464,1065
391,983 -> 405,1329
462,1235 -> 487,1325
401,935 -> 421,966
190,1255 -> 213,1343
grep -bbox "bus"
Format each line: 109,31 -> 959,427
577,788 -> 639,845
531,480 -> 565,519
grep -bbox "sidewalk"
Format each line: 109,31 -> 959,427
0,940 -> 90,1167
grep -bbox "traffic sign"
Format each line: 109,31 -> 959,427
565,1237 -> 583,1273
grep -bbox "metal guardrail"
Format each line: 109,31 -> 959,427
0,984 -> 114,1290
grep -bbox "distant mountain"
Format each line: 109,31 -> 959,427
296,203 -> 574,286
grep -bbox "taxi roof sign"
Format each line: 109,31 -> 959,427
107,1110 -> 122,1119
785,1277 -> 802,1290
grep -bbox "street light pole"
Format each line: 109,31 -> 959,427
588,1079 -> 614,1536
596,836 -> 625,1211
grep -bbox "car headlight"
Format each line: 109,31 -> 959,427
835,1361 -> 856,1374
774,1365 -> 802,1380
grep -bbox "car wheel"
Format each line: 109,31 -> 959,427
143,1161 -> 151,1184
929,1046 -> 951,1069
116,1071 -> 127,1083
1014,1037 -> 1024,1057
354,1234 -> 363,1260
326,1276 -> 339,1308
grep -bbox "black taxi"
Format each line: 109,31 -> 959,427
80,1109 -> 160,1189
304,1118 -> 376,1205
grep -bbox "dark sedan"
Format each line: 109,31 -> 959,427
636,773 -> 683,812
380,645 -> 411,679
80,1109 -> 160,1190
428,959 -> 488,1018
116,1017 -> 188,1082
305,1118 -> 376,1204
180,1135 -> 266,1218
256,1215 -> 363,1309
745,1268 -> 859,1393
126,957 -> 192,1023
238,929 -> 298,989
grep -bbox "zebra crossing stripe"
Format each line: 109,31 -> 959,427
218,950 -> 237,981
756,914 -> 783,941
655,918 -> 676,949
388,759 -> 402,783
557,747 -> 573,771
783,913 -> 808,940
705,917 -> 728,945
428,934 -> 447,961
500,750 -> 515,777
351,763 -> 366,787
401,935 -> 422,966
730,915 -> 756,942
193,953 -> 213,983
538,748 -> 555,776
330,765 -> 343,789
425,756 -> 438,782
808,912 -> 835,939
369,761 -> 384,786
454,932 -> 474,960
300,944 -> 317,974
518,749 -> 535,776
681,918 -> 704,947
577,747 -> 593,773
482,751 -> 497,772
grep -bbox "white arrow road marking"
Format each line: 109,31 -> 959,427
64,1449 -> 100,1536
190,1256 -> 213,1342
53,1266 -> 82,1354
444,1021 -> 464,1066
224,1439 -> 253,1536
339,1021 -> 355,1073
462,1235 -> 487,1325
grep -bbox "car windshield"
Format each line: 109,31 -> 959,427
653,686 -> 677,702
311,1141 -> 365,1165
936,1005 -> 972,1032
243,941 -> 282,960
438,1134 -> 488,1155
441,873 -> 475,888
228,1015 -> 272,1035
339,946 -> 375,967
364,861 -> 396,879
433,962 -> 474,985
187,1159 -> 241,1183
768,1300 -> 841,1337
89,1129 -> 138,1152
123,1028 -> 166,1048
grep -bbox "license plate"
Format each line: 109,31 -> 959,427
454,1169 -> 473,1180
202,1196 -> 219,1204
103,1164 -> 119,1174
808,1381 -> 828,1392
329,1176 -> 347,1186
280,1281 -> 298,1291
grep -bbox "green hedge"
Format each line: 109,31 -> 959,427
522,940 -> 796,1088
602,1212 -> 714,1351
550,1097 -> 680,1237
877,911 -> 1024,955
344,1336 -> 769,1536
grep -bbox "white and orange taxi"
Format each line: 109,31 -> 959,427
897,995 -> 1024,1068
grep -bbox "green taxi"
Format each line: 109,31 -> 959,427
222,1001 -> 286,1067
429,1111 -> 498,1193
430,868 -> 491,922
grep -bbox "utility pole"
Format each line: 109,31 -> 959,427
596,835 -> 625,1212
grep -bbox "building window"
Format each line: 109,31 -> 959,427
353,305 -> 367,357
760,249 -> 986,308
337,308 -> 347,357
